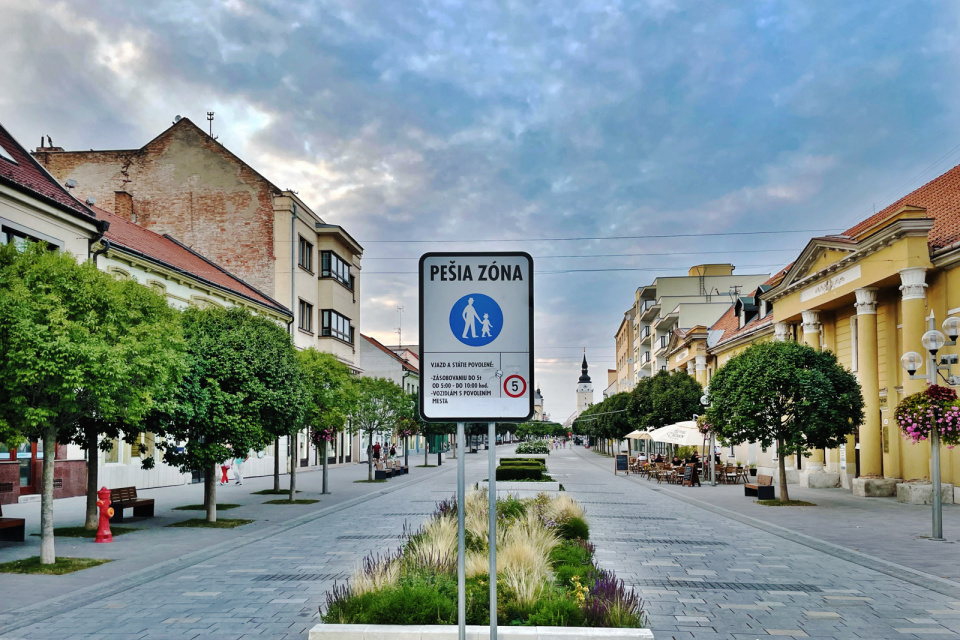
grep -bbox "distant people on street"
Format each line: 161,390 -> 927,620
373,441 -> 382,463
234,455 -> 245,485
688,452 -> 700,465
714,453 -> 722,464
220,459 -> 232,486
671,455 -> 682,466
654,454 -> 664,463
389,443 -> 397,460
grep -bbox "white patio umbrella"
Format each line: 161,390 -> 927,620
646,421 -> 703,447
625,429 -> 653,457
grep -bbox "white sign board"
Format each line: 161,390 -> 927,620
419,252 -> 534,422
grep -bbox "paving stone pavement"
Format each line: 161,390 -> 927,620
1,444 -> 960,639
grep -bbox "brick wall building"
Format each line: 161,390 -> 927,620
34,117 -> 363,369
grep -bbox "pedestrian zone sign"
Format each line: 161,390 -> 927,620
419,252 -> 534,422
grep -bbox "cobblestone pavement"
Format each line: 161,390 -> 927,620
1,445 -> 960,639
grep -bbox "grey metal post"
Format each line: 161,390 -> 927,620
457,422 -> 466,640
710,432 -> 716,486
928,315 -> 944,541
488,421 -> 498,638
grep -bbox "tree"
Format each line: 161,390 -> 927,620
353,377 -> 407,480
706,340 -> 863,501
0,243 -> 184,563
299,348 -> 357,496
151,306 -> 306,521
629,370 -> 703,432
411,391 -> 454,466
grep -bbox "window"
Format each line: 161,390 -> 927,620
321,251 -> 353,290
298,236 -> 313,272
299,300 -> 313,333
1,226 -> 58,252
0,143 -> 17,164
321,308 -> 353,343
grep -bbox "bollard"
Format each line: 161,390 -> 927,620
95,486 -> 114,543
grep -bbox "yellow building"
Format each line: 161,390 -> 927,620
703,163 -> 960,502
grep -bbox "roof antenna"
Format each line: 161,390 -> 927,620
206,112 -> 217,139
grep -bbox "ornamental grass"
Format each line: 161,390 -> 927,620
321,490 -> 644,628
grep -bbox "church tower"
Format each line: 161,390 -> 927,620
576,350 -> 594,414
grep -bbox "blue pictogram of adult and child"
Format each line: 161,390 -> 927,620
449,293 -> 503,347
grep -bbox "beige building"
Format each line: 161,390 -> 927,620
615,309 -> 635,393
631,264 -> 769,383
34,117 -> 363,370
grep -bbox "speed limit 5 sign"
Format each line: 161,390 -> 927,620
419,252 -> 534,422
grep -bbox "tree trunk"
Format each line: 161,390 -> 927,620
205,466 -> 217,523
84,427 -> 98,529
289,431 -> 298,501
321,440 -> 330,494
404,436 -> 409,468
40,428 -> 57,565
778,442 -> 790,502
273,437 -> 280,492
367,430 -> 374,481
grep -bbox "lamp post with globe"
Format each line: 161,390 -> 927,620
899,313 -> 960,541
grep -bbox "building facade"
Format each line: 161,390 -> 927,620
33,117 -> 363,371
630,265 -> 769,384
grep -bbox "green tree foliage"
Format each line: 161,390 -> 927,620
514,421 -> 566,440
353,377 -> 407,480
412,391 -> 455,465
706,340 -> 864,501
299,348 -> 357,496
629,370 -> 703,431
0,243 -> 185,563
150,306 -> 306,521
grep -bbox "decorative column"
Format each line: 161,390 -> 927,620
686,360 -> 696,376
800,310 -> 825,473
801,310 -> 821,350
774,322 -> 791,342
695,355 -> 707,387
900,268 -> 930,481
855,288 -> 882,478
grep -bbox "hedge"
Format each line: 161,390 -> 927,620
495,464 -> 545,481
499,458 -> 546,468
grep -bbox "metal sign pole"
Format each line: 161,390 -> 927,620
488,421 -> 498,638
457,421 -> 466,640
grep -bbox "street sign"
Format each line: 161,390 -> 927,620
419,252 -> 534,422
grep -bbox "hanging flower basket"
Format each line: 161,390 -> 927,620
895,385 -> 960,448
395,416 -> 419,439
695,415 -> 711,435
311,427 -> 338,446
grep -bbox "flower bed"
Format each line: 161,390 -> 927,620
516,441 -> 550,455
321,492 -> 645,628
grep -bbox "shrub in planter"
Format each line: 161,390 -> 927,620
516,441 -> 550,454
556,516 -> 590,540
527,595 -> 586,627
500,457 -> 546,467
495,465 -> 545,481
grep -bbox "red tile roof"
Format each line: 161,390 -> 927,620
94,206 -> 290,316
708,304 -> 741,344
361,334 -> 420,374
844,162 -> 960,250
0,123 -> 102,226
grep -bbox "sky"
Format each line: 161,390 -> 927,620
3,0 -> 960,421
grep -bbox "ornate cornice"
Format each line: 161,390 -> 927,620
854,287 -> 878,315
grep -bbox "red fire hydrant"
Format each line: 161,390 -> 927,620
95,486 -> 114,543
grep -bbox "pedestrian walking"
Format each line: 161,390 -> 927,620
389,443 -> 397,461
373,441 -> 382,463
220,459 -> 232,485
234,455 -> 246,485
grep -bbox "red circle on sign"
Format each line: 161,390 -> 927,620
503,375 -> 527,398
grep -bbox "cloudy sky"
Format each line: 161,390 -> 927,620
3,0 -> 960,421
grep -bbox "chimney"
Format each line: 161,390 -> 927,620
114,190 -> 134,222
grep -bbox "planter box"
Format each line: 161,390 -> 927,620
310,624 -> 654,639
479,480 -> 561,493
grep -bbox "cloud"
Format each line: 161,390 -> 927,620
2,0 -> 959,418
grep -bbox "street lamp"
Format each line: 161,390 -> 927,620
900,313 -> 960,541
700,392 -> 716,487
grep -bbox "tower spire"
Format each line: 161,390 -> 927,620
579,348 -> 591,383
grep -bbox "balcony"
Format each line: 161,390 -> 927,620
639,351 -> 651,366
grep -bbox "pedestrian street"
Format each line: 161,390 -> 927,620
2,445 -> 960,639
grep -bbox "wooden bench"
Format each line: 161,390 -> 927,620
0,503 -> 25,542
744,474 -> 775,500
110,486 -> 155,521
